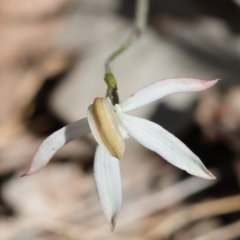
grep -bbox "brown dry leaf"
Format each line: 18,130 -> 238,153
0,0 -> 73,20
0,0 -> 75,147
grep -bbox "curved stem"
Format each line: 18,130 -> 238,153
105,0 -> 149,74
104,0 -> 149,104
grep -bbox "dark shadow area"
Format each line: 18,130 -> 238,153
119,0 -> 240,33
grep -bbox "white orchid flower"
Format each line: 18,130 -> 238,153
23,77 -> 218,230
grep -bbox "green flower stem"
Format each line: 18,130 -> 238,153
135,0 -> 149,34
104,0 -> 149,104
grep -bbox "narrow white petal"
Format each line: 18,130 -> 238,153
122,114 -> 215,179
22,118 -> 90,176
120,78 -> 219,112
94,146 -> 122,230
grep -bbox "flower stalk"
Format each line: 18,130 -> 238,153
104,0 -> 149,104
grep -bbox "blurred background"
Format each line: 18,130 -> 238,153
0,0 -> 240,239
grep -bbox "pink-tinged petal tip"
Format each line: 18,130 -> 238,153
201,79 -> 220,89
120,77 -> 220,112
22,118 -> 90,177
21,167 -> 41,177
21,172 -> 33,177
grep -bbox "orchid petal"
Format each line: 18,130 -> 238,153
22,118 -> 90,176
120,78 -> 219,112
94,146 -> 122,230
121,114 -> 215,179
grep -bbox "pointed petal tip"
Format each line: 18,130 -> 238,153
193,167 -> 217,180
203,79 -> 220,89
203,173 -> 216,180
200,79 -> 220,91
109,214 -> 118,231
20,173 -> 28,177
205,169 -> 217,180
21,168 -> 38,177
21,159 -> 44,177
110,222 -> 116,231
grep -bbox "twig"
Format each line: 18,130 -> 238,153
145,194 -> 240,239
2,215 -> 142,240
193,220 -> 240,240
